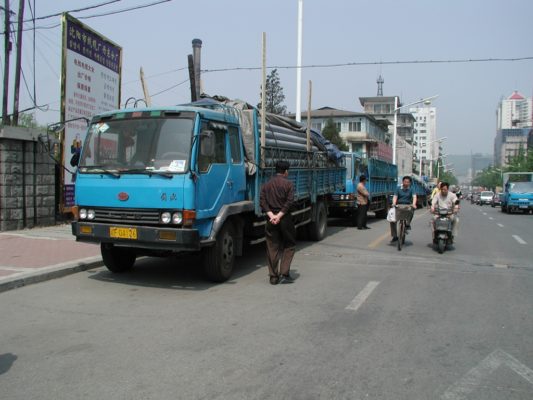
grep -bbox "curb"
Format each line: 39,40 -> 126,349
0,256 -> 103,294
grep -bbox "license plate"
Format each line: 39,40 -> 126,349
109,227 -> 138,240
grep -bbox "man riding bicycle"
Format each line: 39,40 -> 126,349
390,176 -> 417,243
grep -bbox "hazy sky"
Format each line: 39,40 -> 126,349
6,0 -> 533,155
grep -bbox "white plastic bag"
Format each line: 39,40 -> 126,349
386,207 -> 396,222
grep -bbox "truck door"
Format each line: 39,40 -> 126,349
227,125 -> 246,202
196,122 -> 231,217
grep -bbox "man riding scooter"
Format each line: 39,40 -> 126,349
431,182 -> 459,246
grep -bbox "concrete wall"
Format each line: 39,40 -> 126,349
0,126 -> 58,231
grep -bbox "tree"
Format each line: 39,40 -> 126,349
257,69 -> 287,115
321,118 -> 348,151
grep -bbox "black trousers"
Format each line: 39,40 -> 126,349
357,203 -> 368,229
265,215 -> 296,277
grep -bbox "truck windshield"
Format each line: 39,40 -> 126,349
79,116 -> 194,174
509,182 -> 533,193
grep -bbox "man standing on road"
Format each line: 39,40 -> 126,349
390,176 -> 417,242
260,160 -> 296,285
356,175 -> 370,230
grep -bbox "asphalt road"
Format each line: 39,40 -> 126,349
1,203 -> 532,399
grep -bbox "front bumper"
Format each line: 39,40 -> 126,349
72,222 -> 201,251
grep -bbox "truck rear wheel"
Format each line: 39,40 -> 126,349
308,201 -> 327,241
101,243 -> 136,273
203,222 -> 235,282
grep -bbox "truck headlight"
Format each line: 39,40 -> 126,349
87,209 -> 96,220
161,212 -> 171,224
79,208 -> 87,220
172,212 -> 183,224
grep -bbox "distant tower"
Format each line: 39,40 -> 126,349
377,75 -> 384,96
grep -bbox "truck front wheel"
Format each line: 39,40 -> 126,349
203,222 -> 235,282
101,243 -> 136,273
308,201 -> 327,241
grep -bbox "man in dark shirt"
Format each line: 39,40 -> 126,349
390,176 -> 417,242
260,160 -> 296,285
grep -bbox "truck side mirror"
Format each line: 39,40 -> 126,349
200,130 -> 215,157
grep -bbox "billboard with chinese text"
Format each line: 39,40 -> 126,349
60,13 -> 122,210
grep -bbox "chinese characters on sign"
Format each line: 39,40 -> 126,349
62,14 -> 122,209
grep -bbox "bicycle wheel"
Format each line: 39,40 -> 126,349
397,220 -> 404,251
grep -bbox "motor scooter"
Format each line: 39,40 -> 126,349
432,200 -> 459,254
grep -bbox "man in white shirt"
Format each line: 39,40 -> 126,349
431,182 -> 459,239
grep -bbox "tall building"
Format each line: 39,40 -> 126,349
409,104 -> 438,165
494,91 -> 532,166
496,91 -> 533,129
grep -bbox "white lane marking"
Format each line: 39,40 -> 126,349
346,281 -> 380,311
489,217 -> 494,220
482,212 -> 487,215
513,235 -> 527,245
441,349 -> 533,400
493,263 -> 508,269
497,223 -> 504,228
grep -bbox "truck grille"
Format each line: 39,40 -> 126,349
91,207 -> 160,225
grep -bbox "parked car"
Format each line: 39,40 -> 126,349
479,191 -> 494,205
491,193 -> 502,207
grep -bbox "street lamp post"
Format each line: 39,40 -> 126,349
393,94 -> 438,166
423,136 -> 447,179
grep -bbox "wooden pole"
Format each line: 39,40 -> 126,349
139,67 -> 152,107
2,0 -> 11,125
306,80 -> 312,152
261,32 -> 266,168
187,54 -> 196,102
12,0 -> 25,125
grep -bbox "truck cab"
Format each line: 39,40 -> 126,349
72,106 -> 247,278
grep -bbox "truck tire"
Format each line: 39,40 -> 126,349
375,201 -> 389,219
350,210 -> 358,227
101,243 -> 136,273
308,201 -> 327,241
203,222 -> 235,282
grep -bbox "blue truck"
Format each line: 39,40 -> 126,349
410,175 -> 430,208
329,152 -> 397,225
70,99 -> 345,281
501,172 -> 533,214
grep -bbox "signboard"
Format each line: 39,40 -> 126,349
60,13 -> 122,210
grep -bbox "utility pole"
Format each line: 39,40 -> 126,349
295,0 -> 303,122
139,67 -> 152,107
2,0 -> 11,125
187,54 -> 196,102
12,0 -> 25,125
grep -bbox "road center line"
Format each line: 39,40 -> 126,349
489,217 -> 493,220
482,212 -> 487,215
346,281 -> 380,311
512,235 -> 527,245
497,223 -> 504,228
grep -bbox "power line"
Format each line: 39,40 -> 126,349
23,0 -> 122,22
77,0 -> 171,20
5,0 -> 171,33
201,56 -> 533,73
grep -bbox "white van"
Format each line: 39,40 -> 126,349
479,191 -> 494,206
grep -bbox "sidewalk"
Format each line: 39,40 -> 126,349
0,223 -> 102,293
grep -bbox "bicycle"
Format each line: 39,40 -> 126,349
395,205 -> 413,251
